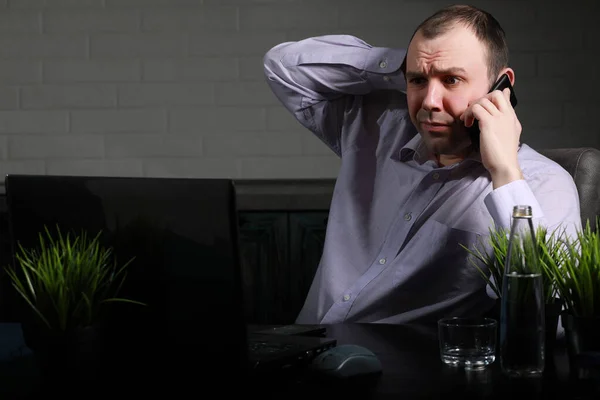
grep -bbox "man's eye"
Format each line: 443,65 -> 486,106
444,76 -> 460,85
409,78 -> 426,85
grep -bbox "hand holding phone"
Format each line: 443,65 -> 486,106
466,73 -> 517,150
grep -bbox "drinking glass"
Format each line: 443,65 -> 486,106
438,317 -> 497,370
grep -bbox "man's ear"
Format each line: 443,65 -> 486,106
498,67 -> 515,86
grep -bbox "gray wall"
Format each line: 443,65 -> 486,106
0,0 -> 597,183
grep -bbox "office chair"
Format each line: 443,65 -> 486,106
539,147 -> 600,233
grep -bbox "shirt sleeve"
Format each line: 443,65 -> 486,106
263,34 -> 406,156
483,170 -> 582,241
484,179 -> 542,230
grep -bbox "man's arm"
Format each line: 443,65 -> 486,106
463,86 -> 581,239
483,165 -> 582,241
263,35 -> 406,156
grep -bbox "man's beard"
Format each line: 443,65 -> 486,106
420,123 -> 473,156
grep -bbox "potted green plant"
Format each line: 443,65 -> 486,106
542,217 -> 600,371
461,223 -> 566,363
4,225 -> 144,391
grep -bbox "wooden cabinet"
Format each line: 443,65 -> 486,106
238,211 -> 328,325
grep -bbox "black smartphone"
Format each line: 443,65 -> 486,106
467,73 -> 517,150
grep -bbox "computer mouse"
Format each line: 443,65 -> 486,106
310,344 -> 382,379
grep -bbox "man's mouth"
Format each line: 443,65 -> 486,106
421,121 -> 451,132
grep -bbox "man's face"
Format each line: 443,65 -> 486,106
405,24 -> 491,156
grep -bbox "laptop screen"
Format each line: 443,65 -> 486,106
4,174 -> 249,385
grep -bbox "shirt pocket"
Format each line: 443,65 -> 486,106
393,219 -> 485,299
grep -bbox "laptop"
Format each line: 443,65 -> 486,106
3,174 -> 335,389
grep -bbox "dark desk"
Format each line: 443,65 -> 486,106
1,322 -> 599,399
260,323 -> 600,399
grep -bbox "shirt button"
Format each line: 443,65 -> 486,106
404,213 -> 412,221
383,75 -> 390,82
343,294 -> 351,301
379,258 -> 386,265
379,60 -> 387,69
432,172 -> 440,180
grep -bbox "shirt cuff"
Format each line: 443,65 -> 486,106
365,47 -> 406,92
483,179 -> 545,230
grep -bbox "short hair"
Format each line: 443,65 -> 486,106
402,4 -> 509,84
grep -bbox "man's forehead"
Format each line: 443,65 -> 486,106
406,47 -> 473,72
406,30 -> 486,72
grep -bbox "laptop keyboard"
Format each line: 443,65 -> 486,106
248,340 -> 297,356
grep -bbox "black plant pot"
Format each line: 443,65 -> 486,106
544,300 -> 564,369
21,322 -> 105,394
561,313 -> 600,372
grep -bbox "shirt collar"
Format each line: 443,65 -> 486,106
399,133 -> 428,163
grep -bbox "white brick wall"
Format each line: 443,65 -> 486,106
0,0 -> 598,182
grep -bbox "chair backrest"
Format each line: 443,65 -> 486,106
538,147 -> 600,233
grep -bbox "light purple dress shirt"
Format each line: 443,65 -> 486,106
263,35 -> 582,325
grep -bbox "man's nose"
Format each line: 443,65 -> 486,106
422,83 -> 443,112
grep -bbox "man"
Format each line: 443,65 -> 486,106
263,5 -> 581,325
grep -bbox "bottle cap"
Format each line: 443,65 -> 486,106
512,205 -> 532,218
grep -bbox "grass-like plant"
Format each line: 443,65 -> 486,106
5,225 -> 144,332
542,218 -> 600,318
461,223 -> 566,304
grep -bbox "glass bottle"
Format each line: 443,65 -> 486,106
500,205 -> 545,377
